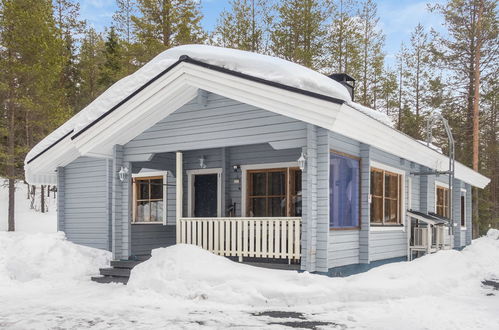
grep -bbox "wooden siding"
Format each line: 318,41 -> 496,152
131,224 -> 176,255
63,156 -> 109,250
57,167 -> 65,232
368,148 -> 415,262
124,93 -> 307,159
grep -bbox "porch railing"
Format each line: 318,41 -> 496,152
178,217 -> 301,261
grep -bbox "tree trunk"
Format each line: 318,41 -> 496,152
41,185 -> 46,213
8,179 -> 15,231
472,0 -> 483,238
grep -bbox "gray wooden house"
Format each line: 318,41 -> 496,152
24,46 -> 489,282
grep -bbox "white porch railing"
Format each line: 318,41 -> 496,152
178,217 -> 301,261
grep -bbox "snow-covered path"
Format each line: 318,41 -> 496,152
1,231 -> 498,329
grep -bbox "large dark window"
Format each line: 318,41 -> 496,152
329,152 -> 360,229
247,168 -> 302,217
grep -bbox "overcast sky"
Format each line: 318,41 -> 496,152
79,0 -> 447,67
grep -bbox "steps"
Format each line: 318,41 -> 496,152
91,257 -> 149,284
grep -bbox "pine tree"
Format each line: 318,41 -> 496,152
0,0 -> 69,230
431,0 -> 498,236
76,28 -> 106,110
52,0 -> 85,113
270,0 -> 330,69
114,0 -> 137,44
356,0 -> 385,107
131,0 -> 206,64
212,0 -> 271,53
326,0 -> 362,77
378,67 -> 398,117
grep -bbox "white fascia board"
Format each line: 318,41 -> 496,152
77,79 -> 196,156
333,103 -> 490,188
73,65 -> 187,152
24,135 -> 80,184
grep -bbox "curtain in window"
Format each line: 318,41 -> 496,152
329,153 -> 360,228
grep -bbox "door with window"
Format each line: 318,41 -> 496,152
246,168 -> 302,217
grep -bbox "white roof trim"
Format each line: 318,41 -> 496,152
25,61 -> 490,189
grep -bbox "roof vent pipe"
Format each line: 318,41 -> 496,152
329,73 -> 356,101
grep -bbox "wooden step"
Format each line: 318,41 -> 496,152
99,267 -> 131,277
110,260 -> 143,269
91,276 -> 128,284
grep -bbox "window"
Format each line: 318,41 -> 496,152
330,152 -> 360,229
436,185 -> 449,218
246,168 -> 301,217
133,176 -> 165,223
370,167 -> 403,225
461,191 -> 466,227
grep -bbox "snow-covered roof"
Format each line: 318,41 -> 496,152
27,45 -> 371,163
24,45 -> 489,189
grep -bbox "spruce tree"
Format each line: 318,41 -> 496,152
99,27 -> 125,89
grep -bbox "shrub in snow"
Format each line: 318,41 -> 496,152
0,232 -> 110,284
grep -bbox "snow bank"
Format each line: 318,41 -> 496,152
129,234 -> 499,306
487,228 -> 499,240
26,45 -> 396,164
0,232 -> 110,284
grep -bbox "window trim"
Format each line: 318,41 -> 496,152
460,188 -> 467,230
131,171 -> 168,225
369,161 -> 406,230
329,150 -> 361,231
241,162 -> 299,217
434,182 -> 450,218
186,168 -> 223,218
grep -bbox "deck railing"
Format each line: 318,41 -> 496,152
178,217 -> 301,261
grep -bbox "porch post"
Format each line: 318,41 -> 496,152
112,145 -> 124,260
176,151 -> 183,243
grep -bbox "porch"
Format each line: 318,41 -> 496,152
124,143 -> 305,267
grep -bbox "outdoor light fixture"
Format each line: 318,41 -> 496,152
118,166 -> 129,182
298,152 -> 306,171
199,155 -> 207,169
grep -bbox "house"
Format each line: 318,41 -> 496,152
24,45 -> 490,282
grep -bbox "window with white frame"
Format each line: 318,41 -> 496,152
370,165 -> 404,225
132,172 -> 167,223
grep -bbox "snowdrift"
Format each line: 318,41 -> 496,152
0,232 -> 110,284
128,231 -> 499,306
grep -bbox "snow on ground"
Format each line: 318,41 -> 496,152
0,229 -> 498,329
0,180 -> 57,233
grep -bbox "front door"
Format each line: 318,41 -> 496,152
194,174 -> 218,217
